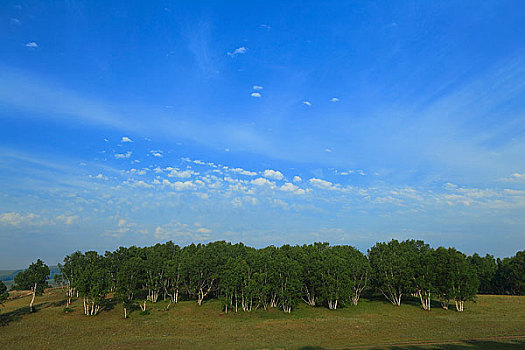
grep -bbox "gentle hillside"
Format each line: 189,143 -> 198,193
1,288 -> 524,349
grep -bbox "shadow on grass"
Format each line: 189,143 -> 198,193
298,339 -> 525,350
0,298 -> 69,326
0,305 -> 36,326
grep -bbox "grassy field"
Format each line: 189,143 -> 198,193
1,288 -> 524,350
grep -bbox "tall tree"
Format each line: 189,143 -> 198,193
115,256 -> 144,318
468,253 -> 497,294
0,280 -> 8,312
13,259 -> 50,312
73,251 -> 110,316
494,251 -> 525,295
368,240 -> 413,306
320,246 -> 351,310
297,243 -> 328,306
408,240 -> 435,311
345,246 -> 369,306
58,251 -> 84,306
448,249 -> 479,312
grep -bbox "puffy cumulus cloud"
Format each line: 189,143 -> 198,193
25,41 -> 38,48
115,151 -> 132,159
251,177 -> 276,188
162,179 -> 197,191
293,176 -> 302,183
0,212 -> 40,226
330,97 -> 339,102
230,168 -> 257,176
309,178 -> 340,191
303,101 -> 312,107
252,85 -> 263,90
280,182 -> 307,195
130,180 -> 153,188
55,214 -> 79,225
251,92 -> 261,98
166,168 -> 199,178
121,136 -> 133,143
227,46 -> 247,57
263,169 -> 284,180
150,150 -> 163,157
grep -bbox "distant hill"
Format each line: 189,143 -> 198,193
0,266 -> 60,283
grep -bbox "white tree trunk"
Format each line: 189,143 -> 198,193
29,283 -> 37,312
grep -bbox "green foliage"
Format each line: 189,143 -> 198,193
468,253 -> 497,294
52,240 -> 524,316
494,250 -> 525,295
0,280 -> 8,309
368,240 -> 414,306
13,259 -> 50,295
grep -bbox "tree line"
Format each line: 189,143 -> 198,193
2,240 -> 524,318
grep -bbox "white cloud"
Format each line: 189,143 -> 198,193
511,172 -> 525,180
115,151 -> 132,159
309,177 -> 339,190
167,168 -> 199,178
252,85 -> 264,90
231,168 -> 257,176
324,148 -> 332,153
0,212 -> 39,226
293,176 -> 302,183
55,215 -> 79,225
162,179 -> 197,191
131,180 -> 153,188
251,92 -> 261,98
121,136 -> 133,143
154,222 -> 211,241
280,182 -> 307,195
330,97 -> 339,102
263,169 -> 284,180
150,150 -> 163,157
25,41 -> 38,48
251,177 -> 276,187
227,46 -> 247,57
303,101 -> 312,107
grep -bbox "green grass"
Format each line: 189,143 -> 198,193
1,289 -> 524,349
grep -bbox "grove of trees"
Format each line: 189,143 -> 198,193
10,240 -> 525,318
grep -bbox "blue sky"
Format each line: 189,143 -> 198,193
1,1 -> 524,268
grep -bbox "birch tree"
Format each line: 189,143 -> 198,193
13,259 -> 50,312
408,240 -> 435,311
74,251 -> 110,316
368,240 -> 412,306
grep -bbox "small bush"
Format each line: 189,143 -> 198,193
140,310 -> 150,316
